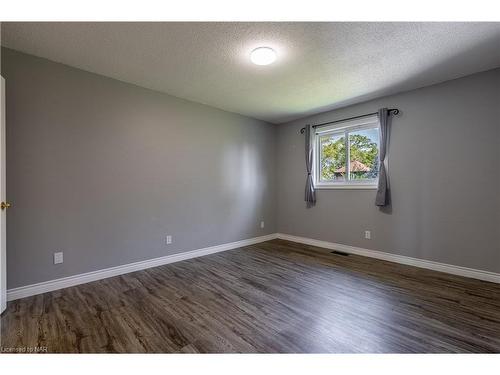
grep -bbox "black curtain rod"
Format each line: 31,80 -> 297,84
300,108 -> 399,134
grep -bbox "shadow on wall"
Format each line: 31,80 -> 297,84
222,143 -> 265,235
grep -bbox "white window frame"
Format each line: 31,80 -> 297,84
313,114 -> 380,190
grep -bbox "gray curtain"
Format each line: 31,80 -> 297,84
375,108 -> 391,206
304,124 -> 316,208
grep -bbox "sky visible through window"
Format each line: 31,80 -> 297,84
319,126 -> 379,182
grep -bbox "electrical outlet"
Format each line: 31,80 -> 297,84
260,221 -> 265,229
166,235 -> 172,245
364,230 -> 371,240
54,252 -> 64,264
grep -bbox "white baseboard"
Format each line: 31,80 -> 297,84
276,233 -> 500,284
7,233 -> 278,302
7,231 -> 500,302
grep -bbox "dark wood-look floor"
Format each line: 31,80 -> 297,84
1,239 -> 500,353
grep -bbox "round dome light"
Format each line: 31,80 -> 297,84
250,47 -> 277,66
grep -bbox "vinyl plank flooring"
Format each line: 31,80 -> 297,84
1,239 -> 500,353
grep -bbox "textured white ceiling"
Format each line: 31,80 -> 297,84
2,22 -> 500,123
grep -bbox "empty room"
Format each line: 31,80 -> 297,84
1,2 -> 500,369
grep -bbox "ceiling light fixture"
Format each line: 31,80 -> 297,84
250,47 -> 277,66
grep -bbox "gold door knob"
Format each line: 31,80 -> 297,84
0,202 -> 11,210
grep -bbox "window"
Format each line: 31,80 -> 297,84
313,115 -> 380,189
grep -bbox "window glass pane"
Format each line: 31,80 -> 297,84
348,127 -> 379,180
319,133 -> 346,182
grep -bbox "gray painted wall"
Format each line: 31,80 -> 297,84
2,48 -> 277,289
276,68 -> 500,273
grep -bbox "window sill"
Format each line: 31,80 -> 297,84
315,184 -> 378,190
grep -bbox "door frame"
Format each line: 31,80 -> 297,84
0,76 -> 6,314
